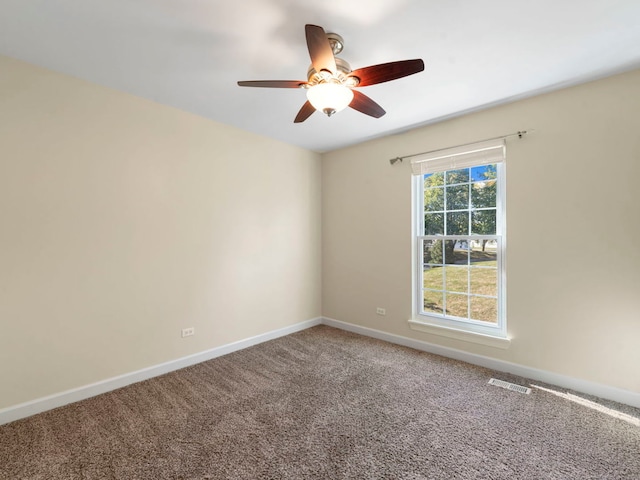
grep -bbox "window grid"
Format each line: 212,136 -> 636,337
420,236 -> 500,325
418,163 -> 503,331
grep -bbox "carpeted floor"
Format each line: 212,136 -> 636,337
1,325 -> 639,479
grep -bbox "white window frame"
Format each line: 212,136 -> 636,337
410,140 -> 508,346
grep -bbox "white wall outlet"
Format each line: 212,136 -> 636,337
181,327 -> 195,338
376,307 -> 386,315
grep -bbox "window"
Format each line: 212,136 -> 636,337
411,139 -> 506,339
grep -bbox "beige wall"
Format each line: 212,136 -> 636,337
322,69 -> 640,393
0,56 -> 322,410
2,53 -> 638,413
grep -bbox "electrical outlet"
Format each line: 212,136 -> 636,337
376,307 -> 386,315
181,327 -> 195,338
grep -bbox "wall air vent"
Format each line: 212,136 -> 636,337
488,378 -> 532,394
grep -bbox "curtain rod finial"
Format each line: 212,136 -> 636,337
390,157 -> 403,166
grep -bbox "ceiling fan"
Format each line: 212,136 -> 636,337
237,24 -> 425,123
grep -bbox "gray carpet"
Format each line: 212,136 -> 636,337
1,325 -> 639,479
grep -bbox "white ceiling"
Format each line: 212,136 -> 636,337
1,0 -> 639,152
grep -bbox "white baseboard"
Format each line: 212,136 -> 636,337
322,317 -> 640,409
3,315 -> 637,426
0,317 -> 322,426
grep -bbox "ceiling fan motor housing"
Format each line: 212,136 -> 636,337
326,32 -> 344,55
306,57 -> 359,88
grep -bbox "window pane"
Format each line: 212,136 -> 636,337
424,213 -> 444,235
424,172 -> 445,188
446,212 -> 469,235
453,240 -> 470,265
470,267 -> 497,296
471,180 -> 496,208
446,184 -> 469,210
470,240 -> 497,263
446,293 -> 468,319
471,210 -> 496,235
423,265 -> 443,290
432,239 -> 457,264
424,290 -> 443,315
471,164 -> 497,181
445,169 -> 469,185
470,165 -> 490,181
445,266 -> 468,293
424,186 -> 444,211
424,239 -> 444,265
470,297 -> 498,323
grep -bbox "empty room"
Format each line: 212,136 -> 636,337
1,1 -> 639,479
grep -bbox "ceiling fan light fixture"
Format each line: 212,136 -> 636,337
306,82 -> 354,117
238,24 -> 424,123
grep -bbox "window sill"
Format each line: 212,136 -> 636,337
408,319 -> 511,349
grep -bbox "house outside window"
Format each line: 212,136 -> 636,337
411,139 -> 506,340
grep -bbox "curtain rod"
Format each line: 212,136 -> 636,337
389,130 -> 532,165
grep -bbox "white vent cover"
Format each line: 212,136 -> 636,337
488,378 -> 532,395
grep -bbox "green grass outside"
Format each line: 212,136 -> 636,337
423,248 -> 498,322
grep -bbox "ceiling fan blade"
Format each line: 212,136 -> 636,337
294,101 -> 316,123
349,59 -> 424,87
237,80 -> 307,88
305,24 -> 336,74
349,90 -> 386,118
